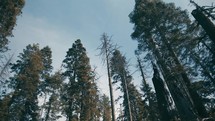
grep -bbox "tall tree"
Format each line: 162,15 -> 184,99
0,0 -> 25,52
7,44 -> 43,121
98,33 -> 116,121
38,46 -> 55,119
129,0 -> 207,120
62,39 -> 98,121
110,49 -> 132,121
111,49 -> 145,121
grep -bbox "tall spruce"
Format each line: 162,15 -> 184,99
98,33 -> 116,121
129,0 -> 207,120
62,39 -> 98,121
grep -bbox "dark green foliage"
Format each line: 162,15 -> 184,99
111,49 -> 145,121
129,0 -> 208,120
192,81 -> 215,119
135,51 -> 161,120
8,44 -> 43,121
110,50 -> 132,121
42,71 -> 63,121
0,44 -> 58,121
152,63 -> 178,121
0,93 -> 12,121
0,0 -> 25,52
100,94 -> 111,121
0,55 -> 13,99
62,39 -> 99,121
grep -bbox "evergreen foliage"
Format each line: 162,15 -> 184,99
0,0 -> 215,121
135,51 -> 161,120
0,0 -> 25,52
8,44 -> 43,121
100,94 -> 111,121
129,0 -> 210,120
62,39 -> 99,121
111,49 -> 145,121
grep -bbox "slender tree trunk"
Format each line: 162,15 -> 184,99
122,71 -> 132,121
105,48 -> 116,121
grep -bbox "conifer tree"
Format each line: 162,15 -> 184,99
111,49 -> 145,121
100,94 -> 111,121
0,0 -> 25,52
42,71 -> 63,121
62,39 -> 98,121
110,50 -> 132,121
7,44 -> 43,121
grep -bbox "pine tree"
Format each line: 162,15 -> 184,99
62,39 -> 98,121
0,0 -> 25,52
7,44 -> 43,121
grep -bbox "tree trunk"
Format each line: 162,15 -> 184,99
106,49 -> 116,121
122,71 -> 133,121
148,35 -> 198,121
158,28 -> 209,118
152,63 -> 177,121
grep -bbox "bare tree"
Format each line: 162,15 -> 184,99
97,33 -> 116,121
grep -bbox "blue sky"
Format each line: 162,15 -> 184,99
10,0 -> 138,95
9,0 -> 214,118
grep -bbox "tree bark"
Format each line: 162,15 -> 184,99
148,35 -> 198,121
